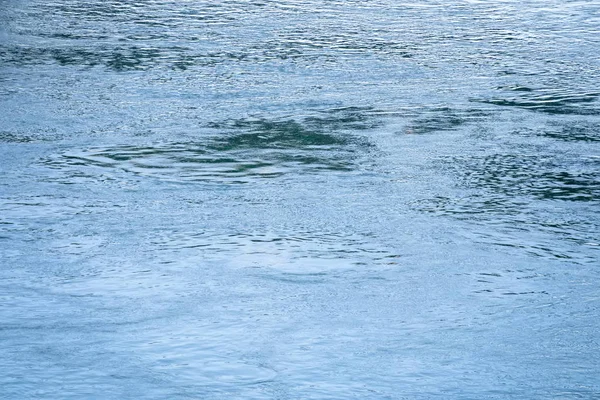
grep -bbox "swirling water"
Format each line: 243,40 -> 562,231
1,1 -> 599,398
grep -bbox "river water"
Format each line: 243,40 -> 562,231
1,1 -> 599,398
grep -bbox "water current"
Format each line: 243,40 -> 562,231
1,1 -> 599,398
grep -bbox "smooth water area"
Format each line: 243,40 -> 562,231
1,1 -> 599,398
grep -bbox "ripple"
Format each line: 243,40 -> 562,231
0,131 -> 33,143
411,149 -> 600,264
0,45 -> 207,71
469,269 -> 550,297
152,357 -> 277,388
403,106 -> 490,134
145,229 -> 401,273
454,153 -> 600,202
41,117 -> 372,184
542,121 -> 600,143
476,88 -> 600,115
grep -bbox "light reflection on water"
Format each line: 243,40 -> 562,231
1,0 -> 600,399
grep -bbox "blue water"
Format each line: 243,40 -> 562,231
1,1 -> 599,398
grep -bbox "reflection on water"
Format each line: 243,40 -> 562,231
2,0 -> 600,399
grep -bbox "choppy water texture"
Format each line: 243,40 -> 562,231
1,1 -> 600,399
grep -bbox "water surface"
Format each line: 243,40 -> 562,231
1,1 -> 599,399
